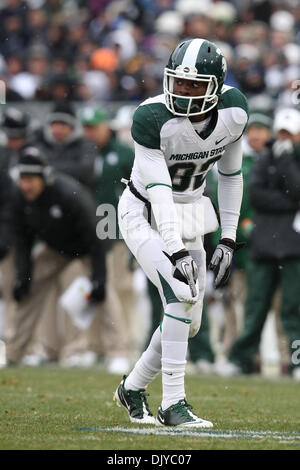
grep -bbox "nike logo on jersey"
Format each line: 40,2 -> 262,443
215,136 -> 226,145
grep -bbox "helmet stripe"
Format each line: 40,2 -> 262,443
181,38 -> 205,68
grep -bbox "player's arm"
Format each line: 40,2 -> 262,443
209,137 -> 244,288
216,137 -> 243,241
131,104 -> 185,254
132,105 -> 198,300
135,141 -> 185,254
214,85 -> 248,243
135,142 -> 198,300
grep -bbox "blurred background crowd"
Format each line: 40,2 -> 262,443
0,0 -> 299,379
0,0 -> 298,108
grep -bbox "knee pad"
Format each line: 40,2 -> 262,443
164,302 -> 194,325
189,320 -> 201,338
188,300 -> 204,338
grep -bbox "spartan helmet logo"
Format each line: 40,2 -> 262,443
164,39 -> 227,117
221,56 -> 227,75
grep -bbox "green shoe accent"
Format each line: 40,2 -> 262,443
156,399 -> 213,428
113,375 -> 155,424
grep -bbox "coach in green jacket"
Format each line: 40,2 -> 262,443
234,111 -> 273,270
81,106 -> 134,242
220,108 -> 300,381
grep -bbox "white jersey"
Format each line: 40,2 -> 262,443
130,85 -> 249,203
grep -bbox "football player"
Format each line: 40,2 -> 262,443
114,38 -> 248,427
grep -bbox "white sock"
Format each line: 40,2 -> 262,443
125,326 -> 161,391
161,314 -> 190,410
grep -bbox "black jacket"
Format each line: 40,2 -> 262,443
12,172 -> 107,285
0,149 -> 13,257
248,141 -> 300,261
35,124 -> 97,191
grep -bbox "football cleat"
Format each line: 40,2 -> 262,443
113,375 -> 155,424
156,399 -> 213,428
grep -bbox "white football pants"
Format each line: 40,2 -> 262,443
118,187 -> 206,336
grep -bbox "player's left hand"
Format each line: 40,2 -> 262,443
164,249 -> 199,299
208,239 -> 236,289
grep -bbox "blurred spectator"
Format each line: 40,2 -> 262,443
81,106 -> 133,212
238,111 -> 273,253
216,108 -> 300,381
0,107 -> 34,334
277,65 -> 300,109
214,41 -> 239,89
41,0 -> 69,19
81,105 -> 139,364
26,6 -> 48,45
214,111 -> 273,367
35,101 -> 97,191
45,23 -> 71,59
209,1 -> 237,42
1,106 -> 31,159
75,49 -> 116,101
0,52 -> 25,101
0,3 -> 29,58
0,136 -> 13,263
110,103 -> 136,147
4,145 -> 129,369
203,112 -> 273,368
39,73 -> 79,101
0,0 -> 297,111
154,10 -> 184,38
9,43 -> 50,99
3,52 -> 24,83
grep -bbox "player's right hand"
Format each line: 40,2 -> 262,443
164,249 -> 199,301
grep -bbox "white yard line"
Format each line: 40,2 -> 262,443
79,426 -> 300,442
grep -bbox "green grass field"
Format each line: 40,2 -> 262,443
0,365 -> 299,451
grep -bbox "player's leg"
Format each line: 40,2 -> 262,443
156,244 -> 212,427
119,232 -> 198,398
114,190 -> 162,422
114,236 -> 211,427
159,245 -> 207,412
113,234 -> 166,425
116,192 -> 212,426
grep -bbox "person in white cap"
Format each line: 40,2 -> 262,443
215,108 -> 300,382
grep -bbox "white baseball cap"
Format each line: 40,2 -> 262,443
273,108 -> 300,135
